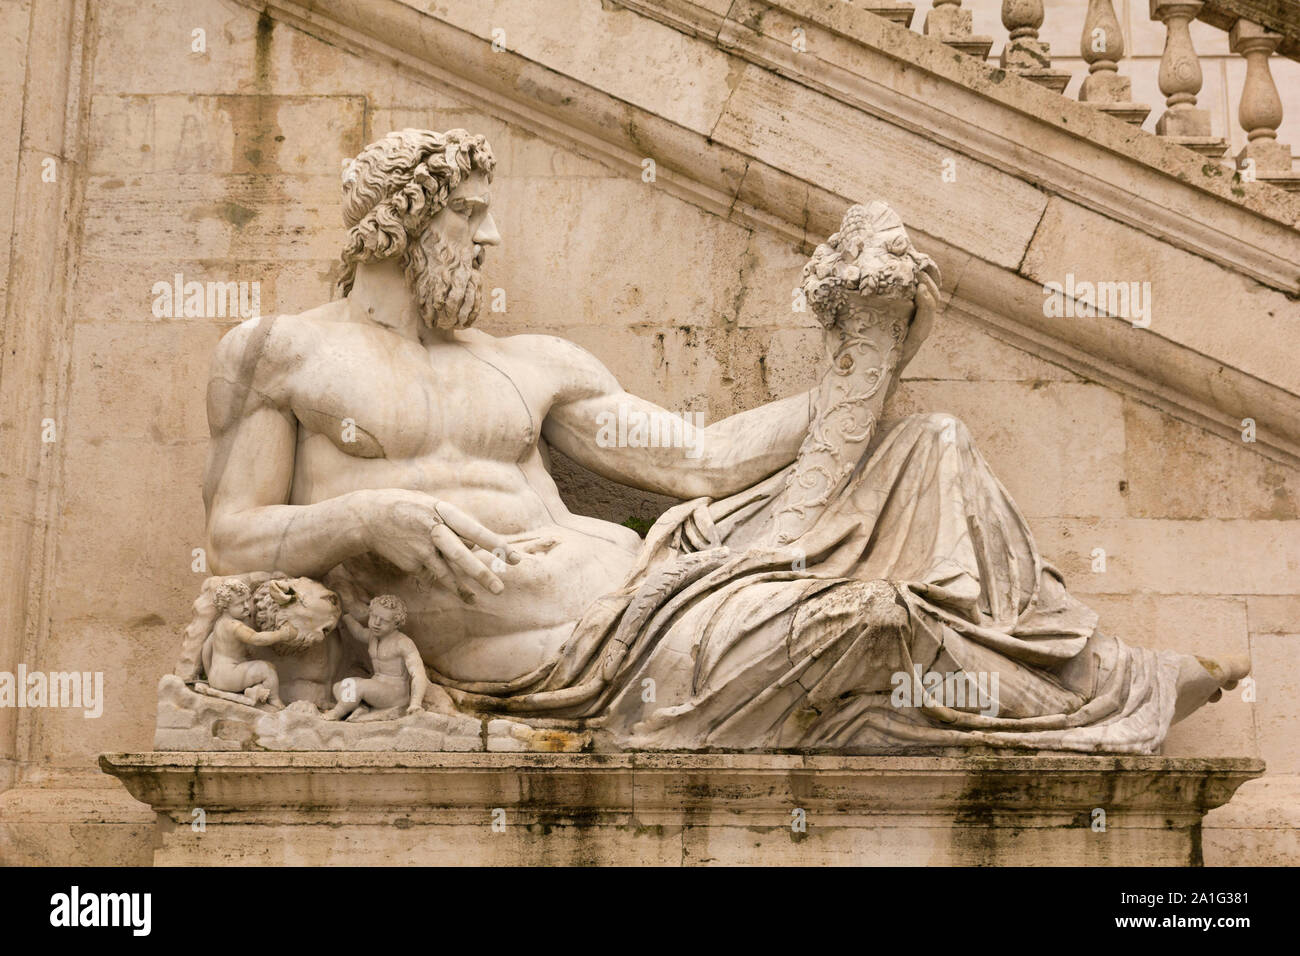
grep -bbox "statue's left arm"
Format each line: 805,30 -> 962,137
533,336 -> 813,500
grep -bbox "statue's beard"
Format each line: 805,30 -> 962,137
405,228 -> 483,330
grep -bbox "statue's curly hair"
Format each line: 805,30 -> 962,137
212,579 -> 252,611
369,594 -> 408,627
336,128 -> 496,297
800,202 -> 939,328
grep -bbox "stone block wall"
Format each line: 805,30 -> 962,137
1,0 -> 1296,864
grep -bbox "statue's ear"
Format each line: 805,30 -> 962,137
268,580 -> 296,606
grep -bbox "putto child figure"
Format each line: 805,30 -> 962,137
324,595 -> 428,720
204,579 -> 300,708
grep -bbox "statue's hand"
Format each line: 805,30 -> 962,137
270,623 -> 312,655
362,490 -> 523,603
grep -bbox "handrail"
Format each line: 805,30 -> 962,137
852,0 -> 1300,191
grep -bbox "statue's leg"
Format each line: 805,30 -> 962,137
246,661 -> 283,708
323,678 -> 362,720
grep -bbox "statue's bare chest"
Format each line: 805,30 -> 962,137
284,328 -> 540,462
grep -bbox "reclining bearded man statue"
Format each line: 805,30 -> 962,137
192,127 -> 1247,753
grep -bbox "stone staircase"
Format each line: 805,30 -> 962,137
859,0 -> 1300,190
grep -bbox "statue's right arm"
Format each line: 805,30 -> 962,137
203,320 -> 375,578
233,620 -> 299,647
340,614 -> 368,643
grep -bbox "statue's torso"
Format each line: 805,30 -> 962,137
261,310 -> 642,681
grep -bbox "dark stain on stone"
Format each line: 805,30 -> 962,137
194,201 -> 259,229
255,9 -> 274,86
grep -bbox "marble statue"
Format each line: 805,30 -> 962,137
165,127 -> 1248,753
323,595 -> 428,721
200,579 -> 300,708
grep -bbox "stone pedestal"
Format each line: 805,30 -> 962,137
100,752 -> 1262,866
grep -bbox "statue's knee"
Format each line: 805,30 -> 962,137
851,580 -> 909,630
907,412 -> 970,448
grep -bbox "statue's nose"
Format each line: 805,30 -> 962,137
474,212 -> 501,246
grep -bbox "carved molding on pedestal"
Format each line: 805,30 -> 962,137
100,752 -> 1265,865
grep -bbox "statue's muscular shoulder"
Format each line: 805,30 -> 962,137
484,331 -> 622,407
208,302 -> 350,418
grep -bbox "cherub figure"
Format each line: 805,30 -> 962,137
204,579 -> 300,707
323,595 -> 429,720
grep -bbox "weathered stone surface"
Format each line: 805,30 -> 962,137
87,94 -> 366,176
1123,400 -> 1300,520
1022,198 -> 1300,397
1204,774 -> 1300,865
1072,593 -> 1256,757
1248,633 -> 1300,774
1031,517 -> 1300,594
711,69 -> 1048,271
485,719 -> 592,753
99,751 -> 1264,865
0,783 -> 155,866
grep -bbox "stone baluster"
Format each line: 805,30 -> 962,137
1078,0 -> 1150,126
998,0 -> 1070,92
1149,1 -> 1227,157
1230,19 -> 1300,191
924,0 -> 992,61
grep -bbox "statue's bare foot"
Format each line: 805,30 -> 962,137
244,686 -> 270,706
345,705 -> 371,722
1172,654 -> 1251,724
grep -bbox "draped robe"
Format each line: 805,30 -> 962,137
439,412 -> 1184,754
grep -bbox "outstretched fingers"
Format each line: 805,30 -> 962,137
430,523 -> 505,595
422,549 -> 476,604
434,501 -> 523,565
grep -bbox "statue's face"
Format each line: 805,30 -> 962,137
229,594 -> 252,621
368,604 -> 399,638
409,171 -> 500,330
